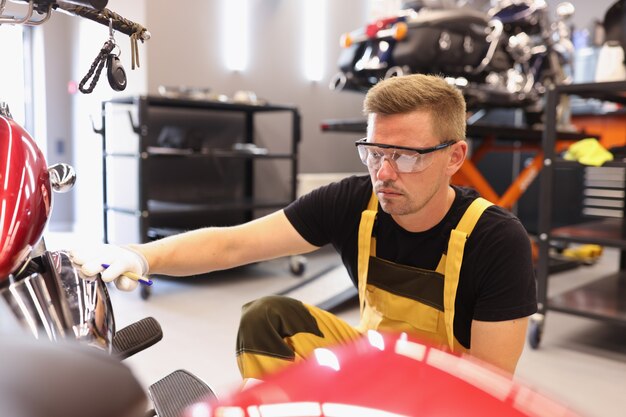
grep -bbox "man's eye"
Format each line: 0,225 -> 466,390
396,152 -> 417,160
395,151 -> 415,158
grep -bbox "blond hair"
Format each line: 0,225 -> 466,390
363,74 -> 466,141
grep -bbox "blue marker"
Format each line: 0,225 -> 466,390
101,263 -> 153,286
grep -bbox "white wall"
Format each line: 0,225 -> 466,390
144,0 -> 369,174
38,12 -> 75,230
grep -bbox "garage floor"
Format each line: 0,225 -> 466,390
46,234 -> 626,417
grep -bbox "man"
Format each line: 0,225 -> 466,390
73,74 -> 536,379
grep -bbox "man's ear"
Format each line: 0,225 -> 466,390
446,140 -> 468,177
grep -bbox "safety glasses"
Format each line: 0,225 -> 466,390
355,138 -> 456,173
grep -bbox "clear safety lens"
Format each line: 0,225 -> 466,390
355,139 -> 455,173
357,146 -> 434,173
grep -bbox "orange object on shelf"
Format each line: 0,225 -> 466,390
452,125 -> 581,211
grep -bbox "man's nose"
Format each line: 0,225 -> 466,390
376,157 -> 397,180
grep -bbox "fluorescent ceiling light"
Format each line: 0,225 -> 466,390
303,0 -> 326,82
222,0 -> 249,72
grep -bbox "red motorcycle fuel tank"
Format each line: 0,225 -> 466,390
185,332 -> 584,417
0,112 -> 51,281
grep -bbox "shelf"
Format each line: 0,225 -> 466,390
144,146 -> 294,159
554,81 -> 626,106
550,218 -> 626,248
548,272 -> 626,325
147,227 -> 188,239
107,95 -> 298,113
320,118 -> 367,133
466,123 -> 594,143
320,118 -> 594,143
146,199 -> 291,215
551,158 -> 626,168
106,199 -> 292,216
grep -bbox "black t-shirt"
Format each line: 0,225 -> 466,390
284,175 -> 537,348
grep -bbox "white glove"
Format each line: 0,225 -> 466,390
69,244 -> 149,292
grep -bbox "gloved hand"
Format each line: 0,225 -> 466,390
69,244 -> 149,291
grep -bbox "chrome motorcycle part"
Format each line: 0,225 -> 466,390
463,34 -> 474,53
472,18 -> 503,74
507,32 -> 532,63
384,65 -> 406,79
0,251 -> 116,352
52,250 -> 115,352
48,163 -> 76,193
0,101 -> 10,117
0,272 -> 66,340
328,71 -> 347,91
556,2 -> 575,20
439,31 -> 452,50
0,0 -> 48,26
505,67 -> 527,93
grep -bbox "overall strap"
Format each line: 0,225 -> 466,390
443,197 -> 493,350
357,192 -> 379,316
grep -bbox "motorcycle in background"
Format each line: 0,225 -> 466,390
330,0 -> 576,126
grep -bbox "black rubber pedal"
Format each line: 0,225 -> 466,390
112,316 -> 163,359
149,369 -> 217,417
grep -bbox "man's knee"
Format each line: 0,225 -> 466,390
239,295 -> 322,338
240,295 -> 293,328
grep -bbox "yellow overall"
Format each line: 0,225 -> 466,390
236,193 -> 493,378
358,192 -> 492,352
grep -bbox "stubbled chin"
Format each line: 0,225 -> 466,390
379,197 -> 404,213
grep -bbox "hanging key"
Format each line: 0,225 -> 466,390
107,53 -> 127,91
78,20 -> 123,93
106,18 -> 127,91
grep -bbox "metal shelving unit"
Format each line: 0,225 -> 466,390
531,81 -> 626,348
99,96 -> 302,298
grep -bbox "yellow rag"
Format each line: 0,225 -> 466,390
563,138 -> 613,167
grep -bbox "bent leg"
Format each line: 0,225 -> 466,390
236,295 -> 360,379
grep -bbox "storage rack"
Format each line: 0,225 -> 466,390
531,80 -> 626,348
99,95 -> 302,298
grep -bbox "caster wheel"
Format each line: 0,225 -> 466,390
528,314 -> 544,349
289,255 -> 307,276
140,284 -> 152,300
